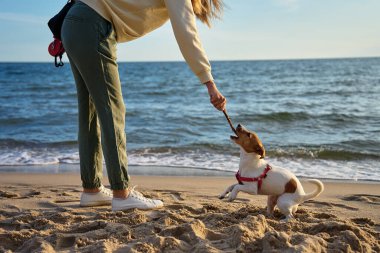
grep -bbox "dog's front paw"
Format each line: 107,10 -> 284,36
227,196 -> 236,202
219,192 -> 229,199
280,214 -> 295,223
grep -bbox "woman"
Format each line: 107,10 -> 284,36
62,0 -> 226,211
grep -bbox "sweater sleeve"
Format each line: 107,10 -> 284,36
164,0 -> 213,84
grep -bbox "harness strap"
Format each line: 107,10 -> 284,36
235,164 -> 271,190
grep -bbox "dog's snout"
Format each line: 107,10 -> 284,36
237,124 -> 242,130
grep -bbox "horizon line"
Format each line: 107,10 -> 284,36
0,56 -> 379,64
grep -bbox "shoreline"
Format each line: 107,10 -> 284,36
1,164 -> 380,183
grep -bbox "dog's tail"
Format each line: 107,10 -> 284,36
300,179 -> 324,202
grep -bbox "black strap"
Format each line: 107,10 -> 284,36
55,54 -> 64,67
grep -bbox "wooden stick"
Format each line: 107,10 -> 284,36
223,109 -> 238,135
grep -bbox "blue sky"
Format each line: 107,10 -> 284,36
0,0 -> 379,62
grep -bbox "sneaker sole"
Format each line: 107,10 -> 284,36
112,204 -> 164,212
80,201 -> 112,207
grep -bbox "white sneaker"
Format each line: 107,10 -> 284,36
112,186 -> 164,211
80,185 -> 113,207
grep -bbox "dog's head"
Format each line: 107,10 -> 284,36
230,124 -> 265,159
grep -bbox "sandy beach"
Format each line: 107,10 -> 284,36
0,173 -> 379,252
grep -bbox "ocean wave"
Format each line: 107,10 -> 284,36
5,70 -> 26,75
0,138 -> 77,148
235,111 -> 375,123
0,117 -> 34,126
268,146 -> 380,160
0,147 -> 379,181
0,149 -> 79,166
1,139 -> 379,162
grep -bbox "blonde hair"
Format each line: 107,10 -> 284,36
191,0 -> 224,27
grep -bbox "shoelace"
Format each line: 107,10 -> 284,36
129,186 -> 155,203
99,185 -> 157,203
99,185 -> 113,197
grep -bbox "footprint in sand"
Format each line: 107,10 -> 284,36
304,200 -> 359,211
166,204 -> 204,214
54,199 -> 79,203
350,217 -> 375,226
154,189 -> 186,202
59,192 -> 74,197
170,192 -> 184,202
342,194 -> 380,205
26,190 -> 41,198
313,212 -> 337,219
0,191 -> 20,198
56,236 -> 77,249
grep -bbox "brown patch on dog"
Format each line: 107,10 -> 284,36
284,179 -> 297,193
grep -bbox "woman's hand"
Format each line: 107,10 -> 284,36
205,81 -> 227,111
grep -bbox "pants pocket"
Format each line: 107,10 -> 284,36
64,14 -> 84,22
97,20 -> 117,60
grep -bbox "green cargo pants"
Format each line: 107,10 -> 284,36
62,1 -> 129,190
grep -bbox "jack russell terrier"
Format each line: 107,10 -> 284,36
219,124 -> 324,221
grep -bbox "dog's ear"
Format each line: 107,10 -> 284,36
254,144 -> 265,159
249,132 -> 266,158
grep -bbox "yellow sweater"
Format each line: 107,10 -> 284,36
80,0 -> 213,83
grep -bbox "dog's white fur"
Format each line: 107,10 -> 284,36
219,125 -> 324,221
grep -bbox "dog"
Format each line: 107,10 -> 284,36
219,124 -> 324,221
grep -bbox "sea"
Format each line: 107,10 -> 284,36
0,58 -> 379,181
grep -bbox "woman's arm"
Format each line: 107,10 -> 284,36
164,0 -> 226,110
164,0 -> 213,83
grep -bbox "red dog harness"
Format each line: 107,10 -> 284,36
235,164 -> 272,190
